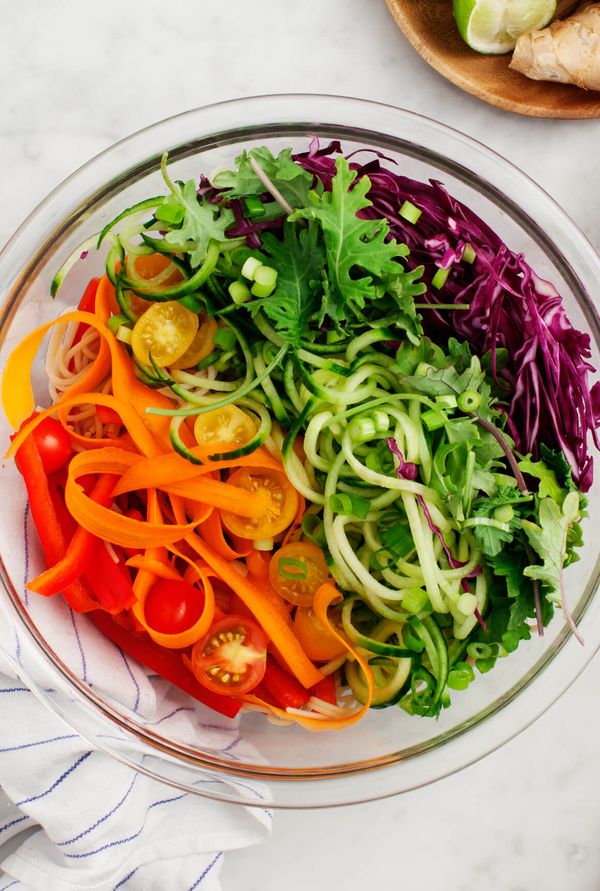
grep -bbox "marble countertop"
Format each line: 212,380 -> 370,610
1,1 -> 599,888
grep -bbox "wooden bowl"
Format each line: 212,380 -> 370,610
385,0 -> 600,118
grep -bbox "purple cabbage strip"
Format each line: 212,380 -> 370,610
386,438 -> 478,576
293,142 -> 600,491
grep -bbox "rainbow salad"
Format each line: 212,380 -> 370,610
3,140 -> 599,728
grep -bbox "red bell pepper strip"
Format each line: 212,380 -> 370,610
83,544 -> 136,613
15,436 -> 97,612
88,611 -> 242,719
72,278 -> 100,346
261,657 -> 310,710
310,674 -> 337,705
27,473 -> 116,596
15,434 -> 67,566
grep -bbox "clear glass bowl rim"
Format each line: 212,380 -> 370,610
0,93 -> 599,808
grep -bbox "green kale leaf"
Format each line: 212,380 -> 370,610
290,157 -> 411,323
522,491 -> 581,605
160,178 -> 235,268
212,147 -> 313,208
253,222 -> 325,347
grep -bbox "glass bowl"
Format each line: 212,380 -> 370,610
0,94 -> 599,809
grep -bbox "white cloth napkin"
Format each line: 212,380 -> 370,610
0,460 -> 273,890
0,650 -> 271,890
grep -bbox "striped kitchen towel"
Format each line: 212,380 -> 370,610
0,643 -> 271,891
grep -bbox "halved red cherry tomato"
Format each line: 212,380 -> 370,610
144,579 -> 204,635
32,417 -> 72,474
190,615 -> 267,695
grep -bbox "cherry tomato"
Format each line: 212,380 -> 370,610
144,579 -> 204,635
191,616 -> 267,695
131,301 -> 199,367
193,404 -> 256,450
134,252 -> 183,285
269,542 -> 329,607
96,405 -> 122,428
171,315 -> 217,369
127,254 -> 185,318
32,417 -> 72,474
221,468 -> 299,541
293,607 -> 346,662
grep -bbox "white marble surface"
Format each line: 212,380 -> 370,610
1,1 -> 599,888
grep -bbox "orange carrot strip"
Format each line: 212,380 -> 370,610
185,531 -> 323,689
246,548 -> 271,580
157,478 -> 264,517
243,582 -> 373,731
64,449 -> 196,548
198,509 -> 248,562
125,556 -> 182,580
112,446 -> 281,495
132,490 -> 168,603
3,287 -> 172,447
7,392 -> 161,460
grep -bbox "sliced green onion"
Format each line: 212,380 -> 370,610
214,328 -> 237,351
457,390 -> 481,412
179,293 -> 205,313
421,408 -> 446,431
241,256 -> 262,280
399,200 -> 422,224
116,326 -> 133,345
462,243 -> 477,264
254,538 -> 274,552
349,417 -> 377,441
251,265 -> 278,298
329,493 -> 371,519
431,267 -> 450,290
277,557 -> 309,581
447,662 -> 475,690
466,642 -> 495,661
493,504 -> 514,524
228,280 -> 251,305
106,314 -> 131,335
400,588 -> 429,615
435,395 -> 457,410
372,410 -> 390,433
244,196 -> 266,219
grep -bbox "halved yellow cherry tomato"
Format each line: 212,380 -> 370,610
294,607 -> 347,662
269,542 -> 329,607
131,300 -> 198,367
134,252 -> 184,285
193,404 -> 257,450
221,468 -> 299,541
171,314 -> 218,369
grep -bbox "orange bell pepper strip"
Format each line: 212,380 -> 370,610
27,473 -> 116,596
184,531 -> 323,689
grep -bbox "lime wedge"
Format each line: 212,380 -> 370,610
453,0 -> 557,54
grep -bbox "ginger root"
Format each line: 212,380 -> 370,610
510,2 -> 600,91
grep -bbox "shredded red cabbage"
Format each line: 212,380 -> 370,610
294,141 -> 600,491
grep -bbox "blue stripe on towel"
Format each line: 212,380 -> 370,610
59,774 -> 138,846
113,866 -> 139,889
0,734 -> 78,754
0,814 -> 30,836
15,751 -> 92,806
64,793 -> 187,859
188,851 -> 223,889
